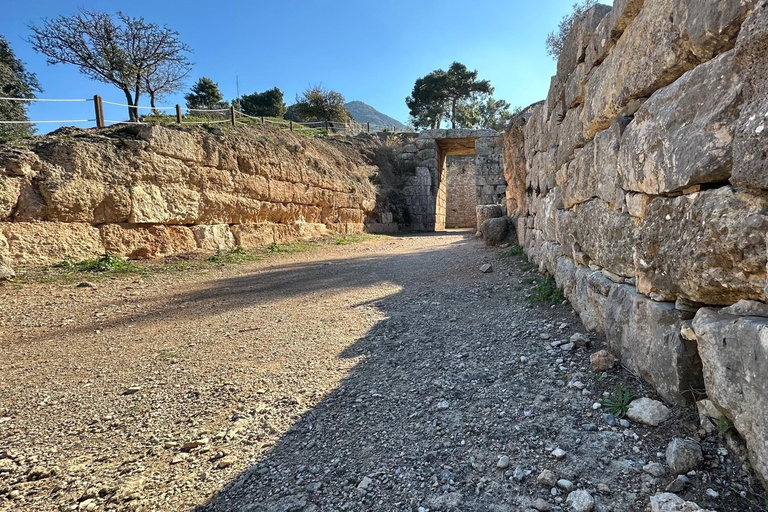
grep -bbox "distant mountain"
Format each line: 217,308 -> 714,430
344,101 -> 408,130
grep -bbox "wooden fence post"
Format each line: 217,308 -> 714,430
230,106 -> 236,126
367,122 -> 370,133
325,120 -> 329,135
261,116 -> 264,125
93,95 -> 104,128
175,105 -> 182,124
289,121 -> 293,132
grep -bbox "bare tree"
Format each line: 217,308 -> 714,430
28,10 -> 192,121
144,60 -> 190,114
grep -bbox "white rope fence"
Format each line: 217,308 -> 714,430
0,94 -> 413,134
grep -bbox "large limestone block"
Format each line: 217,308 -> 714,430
608,0 -> 645,40
572,199 -> 637,277
582,0 -> 697,139
503,123 -> 527,217
476,205 -> 503,234
692,307 -> 768,486
555,256 -> 578,299
731,2 -> 768,190
637,187 -> 768,304
556,4 -> 613,82
618,51 -> 742,194
607,285 -> 703,403
0,222 -> 104,266
129,183 -> 200,224
231,224 -> 275,249
197,192 -> 262,225
571,265 -> 614,333
555,106 -> 586,168
674,0 -> 758,61
560,143 -> 596,209
99,224 -> 196,259
191,225 -> 236,252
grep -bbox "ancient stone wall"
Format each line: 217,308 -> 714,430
508,0 -> 768,486
445,155 -> 476,228
0,124 -> 377,273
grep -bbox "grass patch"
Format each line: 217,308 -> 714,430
527,275 -> 565,305
601,385 -> 635,419
54,254 -> 142,274
266,241 -> 315,254
206,247 -> 261,265
501,244 -> 525,258
335,234 -> 375,245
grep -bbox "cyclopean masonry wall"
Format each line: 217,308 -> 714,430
402,129 -> 505,230
0,124 -> 377,274
507,0 -> 768,486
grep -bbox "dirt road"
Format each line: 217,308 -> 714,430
0,232 -> 761,511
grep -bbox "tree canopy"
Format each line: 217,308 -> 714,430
184,77 -> 226,111
240,87 -> 286,118
406,62 -> 493,129
545,0 -> 597,59
454,96 -> 515,131
28,10 -> 192,121
0,36 -> 41,142
294,85 -> 349,123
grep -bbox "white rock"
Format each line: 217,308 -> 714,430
551,448 -> 566,459
566,490 -> 595,512
626,398 -> 671,426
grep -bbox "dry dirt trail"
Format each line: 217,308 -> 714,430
0,232 -> 760,512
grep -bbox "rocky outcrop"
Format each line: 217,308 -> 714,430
508,0 -> 768,485
0,124 -> 379,267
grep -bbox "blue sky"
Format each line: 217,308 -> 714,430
3,1 -> 577,130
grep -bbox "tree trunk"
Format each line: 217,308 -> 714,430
132,82 -> 141,122
149,92 -> 158,116
451,98 -> 457,129
122,89 -> 136,122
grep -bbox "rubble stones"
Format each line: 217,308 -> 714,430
626,398 -> 672,426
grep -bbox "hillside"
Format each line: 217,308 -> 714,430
345,101 -> 408,130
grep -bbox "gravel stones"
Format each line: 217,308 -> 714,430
626,398 -> 671,426
480,263 -> 493,273
666,438 -> 704,474
497,455 -> 510,469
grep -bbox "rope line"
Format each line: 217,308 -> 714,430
181,120 -> 229,124
0,97 -> 91,102
186,108 -> 229,113
0,119 -> 92,124
101,100 -> 175,110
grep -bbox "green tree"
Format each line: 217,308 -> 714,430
240,87 -> 286,118
406,70 -> 449,130
0,36 -> 42,142
546,0 -> 597,59
455,95 -> 514,131
28,10 -> 191,121
294,85 -> 349,122
406,62 -> 493,129
184,77 -> 226,110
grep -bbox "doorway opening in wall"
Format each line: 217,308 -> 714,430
434,137 -> 477,231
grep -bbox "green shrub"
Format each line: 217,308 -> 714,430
528,275 -> 565,305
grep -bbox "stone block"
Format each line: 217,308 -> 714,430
692,307 -> 768,487
129,182 -> 200,224
675,0 -> 758,62
637,187 -> 768,305
582,0 -> 698,139
0,221 -> 104,266
606,284 -> 704,403
100,224 -> 196,259
571,265 -> 614,333
231,224 -> 275,248
571,199 -> 637,277
731,2 -> 768,190
618,50 -> 742,195
191,225 -> 236,252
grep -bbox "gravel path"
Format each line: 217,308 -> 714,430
0,231 -> 762,511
